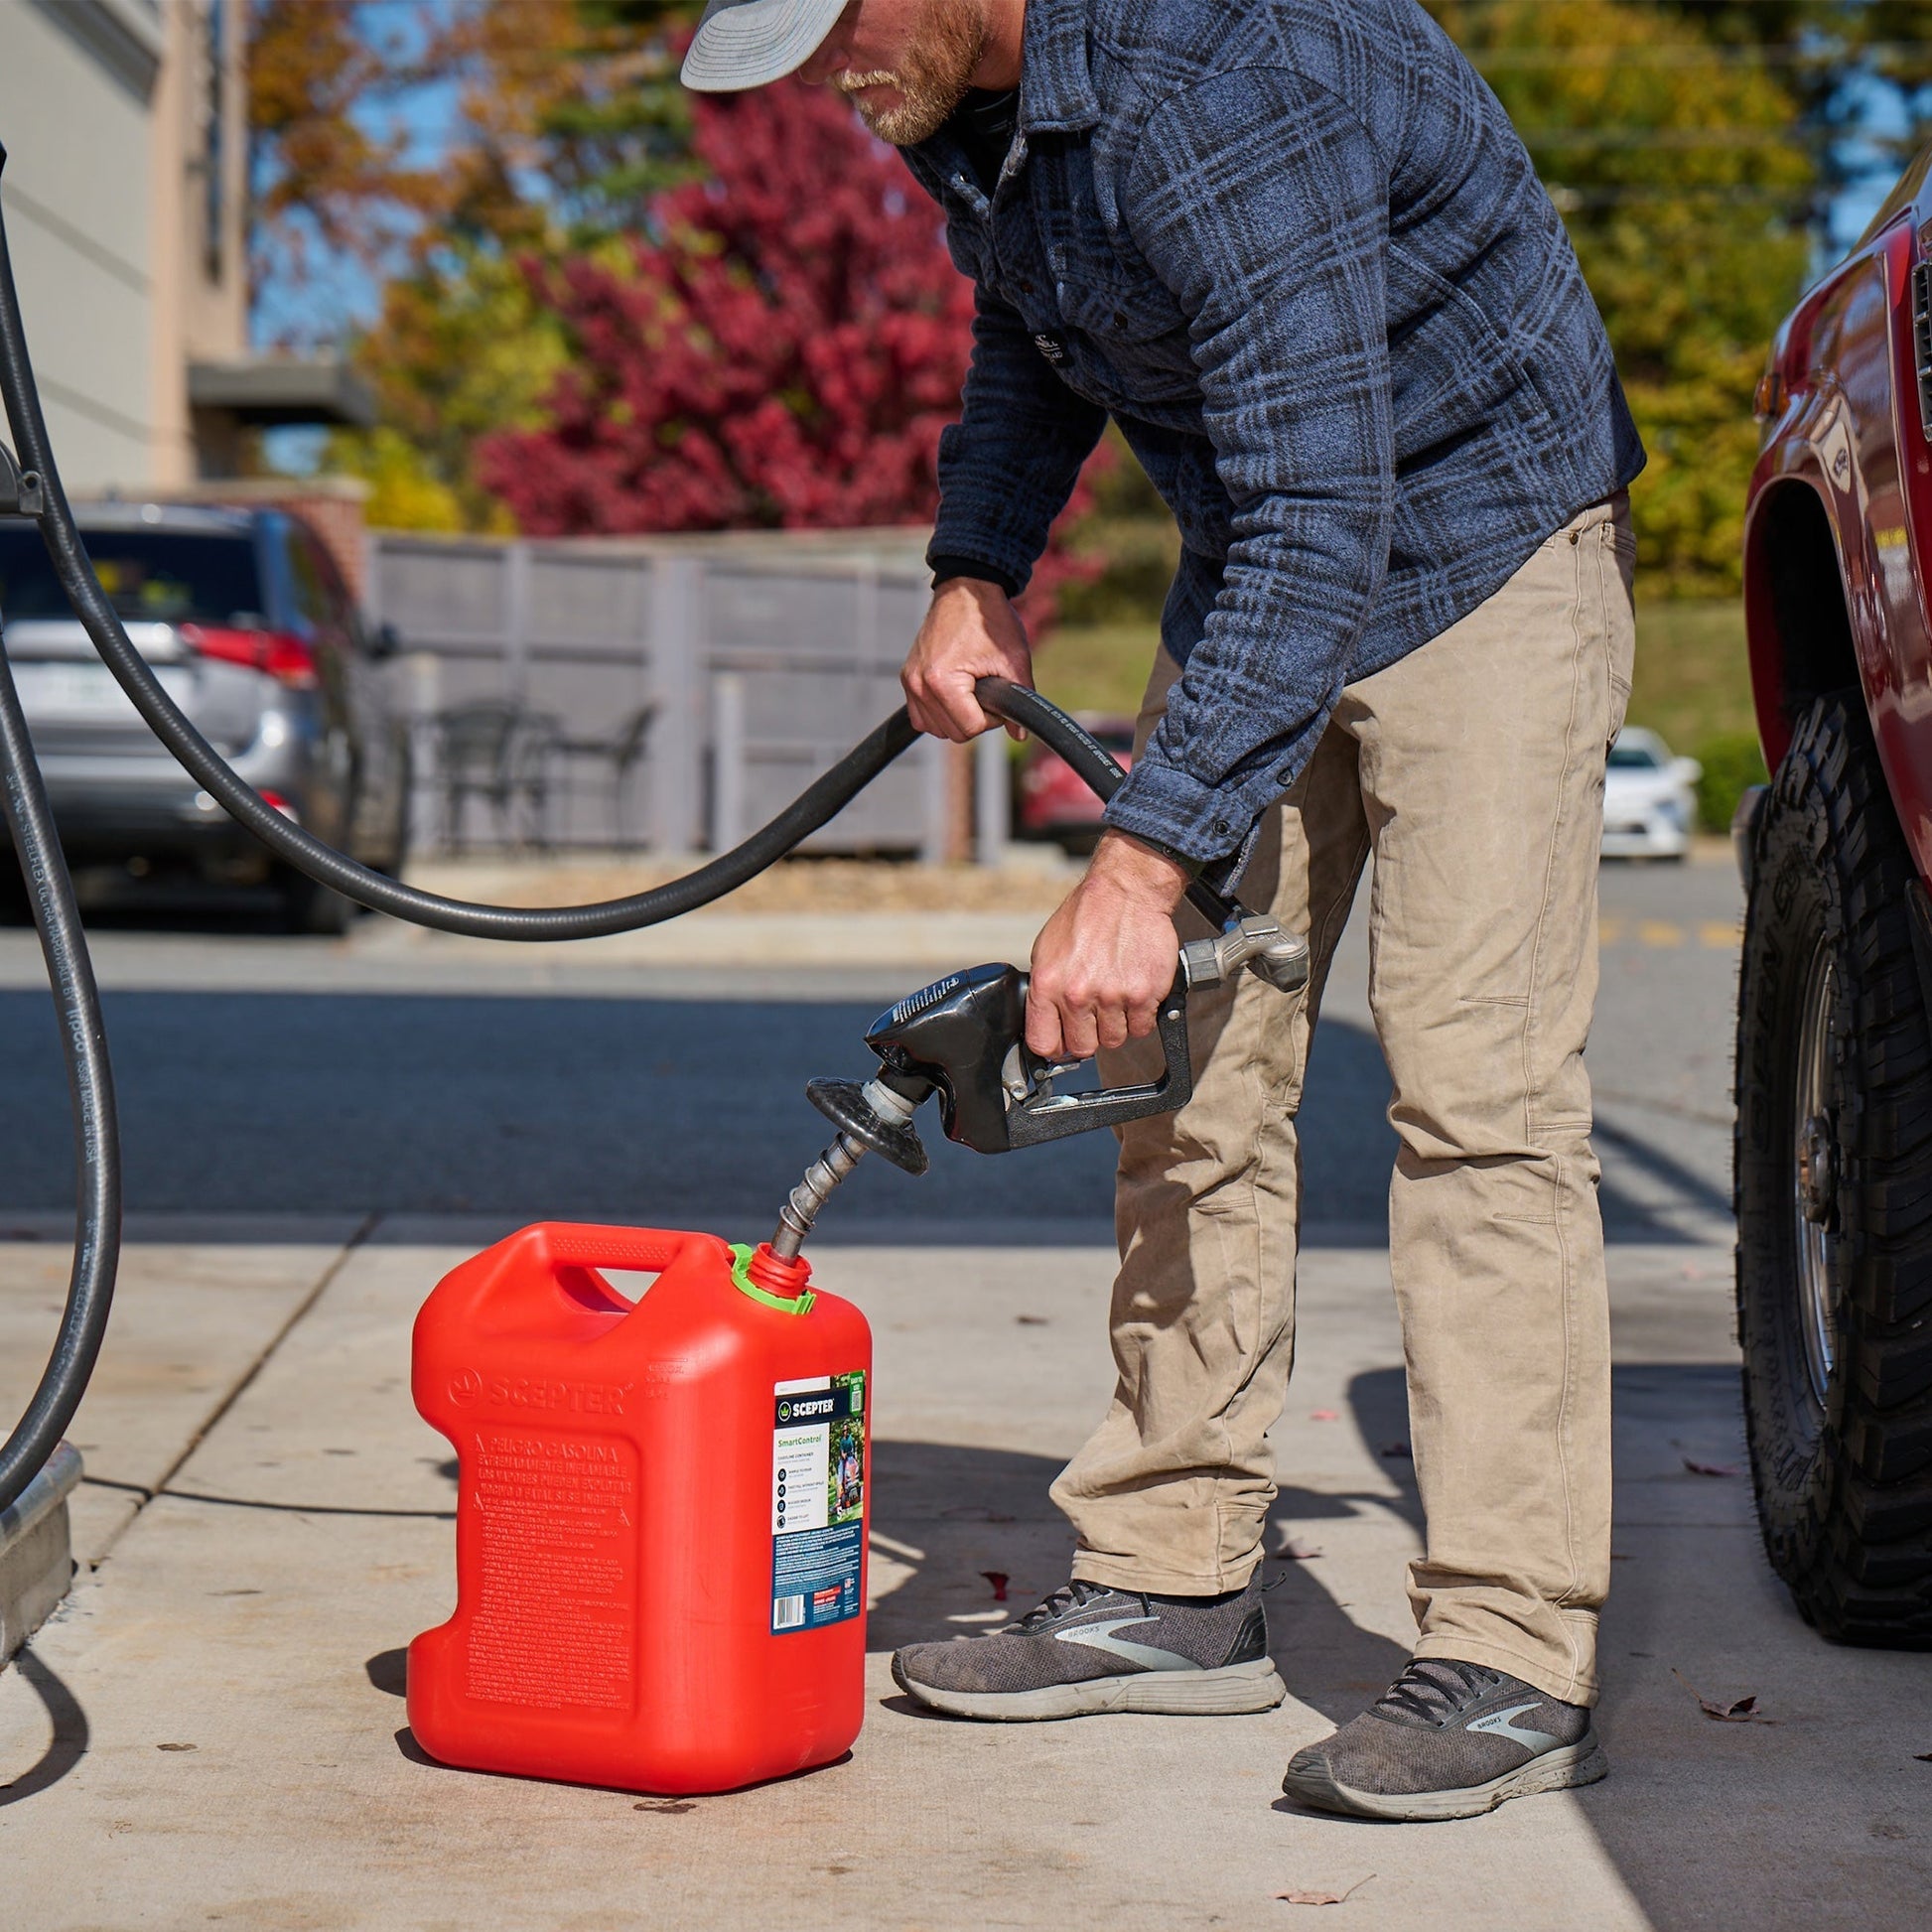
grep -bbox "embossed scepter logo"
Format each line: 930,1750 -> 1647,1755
448,1368 -> 483,1406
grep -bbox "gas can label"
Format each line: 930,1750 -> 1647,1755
466,1428 -> 637,1710
770,1372 -> 865,1633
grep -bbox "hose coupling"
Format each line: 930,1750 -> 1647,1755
1180,913 -> 1311,996
0,440 -> 43,519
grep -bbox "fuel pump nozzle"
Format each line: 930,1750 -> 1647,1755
768,912 -> 1310,1258
768,672 -> 1313,1258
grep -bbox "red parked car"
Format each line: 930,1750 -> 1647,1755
1736,150 -> 1932,1646
1016,715 -> 1135,853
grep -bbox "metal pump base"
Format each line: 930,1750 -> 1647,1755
0,1442 -> 80,1666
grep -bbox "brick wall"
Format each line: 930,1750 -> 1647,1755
162,476 -> 370,605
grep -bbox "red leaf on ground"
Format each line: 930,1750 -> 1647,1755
1276,1875 -> 1375,1906
1279,1536 -> 1323,1561
1380,1441 -> 1412,1459
1673,1668 -> 1768,1722
1309,1409 -> 1339,1422
981,1571 -> 1009,1602
1914,1752 -> 1932,1762
1682,1458 -> 1740,1477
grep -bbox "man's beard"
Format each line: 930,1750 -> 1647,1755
836,0 -> 987,146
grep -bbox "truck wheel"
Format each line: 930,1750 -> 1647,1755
1735,693 -> 1932,1645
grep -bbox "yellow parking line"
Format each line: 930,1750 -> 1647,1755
1601,916 -> 1741,950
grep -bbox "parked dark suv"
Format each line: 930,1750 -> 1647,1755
0,502 -> 409,931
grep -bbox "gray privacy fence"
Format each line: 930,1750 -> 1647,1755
367,528 -> 1011,859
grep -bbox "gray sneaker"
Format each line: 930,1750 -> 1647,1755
891,1575 -> 1287,1722
1281,1658 -> 1607,1821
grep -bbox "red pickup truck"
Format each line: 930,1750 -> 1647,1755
1736,150 -> 1932,1647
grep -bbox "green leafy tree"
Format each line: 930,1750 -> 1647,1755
283,0 -> 704,526
529,1 -> 703,235
330,246 -> 574,531
1662,2 -> 1932,210
1432,1 -> 1814,595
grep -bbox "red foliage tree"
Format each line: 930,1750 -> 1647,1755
478,78 -> 1099,616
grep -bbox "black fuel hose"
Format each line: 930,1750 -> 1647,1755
0,143 -> 1246,1513
0,631 -> 118,1519
975,676 -> 1247,930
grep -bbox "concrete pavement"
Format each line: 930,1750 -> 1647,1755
2,1229 -> 1927,1930
4,850 -> 1927,1926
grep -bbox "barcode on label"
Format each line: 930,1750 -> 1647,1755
773,1593 -> 805,1630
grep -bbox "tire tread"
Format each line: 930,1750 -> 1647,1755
1735,694 -> 1932,1646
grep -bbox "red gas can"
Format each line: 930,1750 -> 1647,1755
408,1223 -> 871,1794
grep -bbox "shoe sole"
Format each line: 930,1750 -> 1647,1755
1280,1734 -> 1608,1822
892,1654 -> 1288,1723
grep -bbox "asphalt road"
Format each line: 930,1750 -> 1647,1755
0,852 -> 1739,1243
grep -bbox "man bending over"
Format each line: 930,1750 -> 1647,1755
684,0 -> 1643,1822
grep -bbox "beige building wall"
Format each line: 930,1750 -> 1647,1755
0,0 -> 244,493
149,0 -> 246,484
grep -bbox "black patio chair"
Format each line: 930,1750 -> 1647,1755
554,703 -> 658,850
434,701 -> 563,852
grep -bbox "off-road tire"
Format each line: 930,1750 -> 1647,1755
1735,693 -> 1932,1645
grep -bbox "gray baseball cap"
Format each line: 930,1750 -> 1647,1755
681,0 -> 851,93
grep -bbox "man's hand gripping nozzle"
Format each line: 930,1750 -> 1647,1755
768,915 -> 1310,1257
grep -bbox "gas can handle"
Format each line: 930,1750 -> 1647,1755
537,1223 -> 709,1277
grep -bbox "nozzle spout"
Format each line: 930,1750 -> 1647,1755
771,1130 -> 868,1259
771,1076 -> 922,1259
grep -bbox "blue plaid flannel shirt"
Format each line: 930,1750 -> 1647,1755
901,0 -> 1646,864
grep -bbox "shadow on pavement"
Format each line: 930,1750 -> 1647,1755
365,1648 -> 408,1698
1590,1113 -> 1733,1225
863,1439 -> 1413,1723
0,1649 -> 89,1807
863,1354 -> 1932,1932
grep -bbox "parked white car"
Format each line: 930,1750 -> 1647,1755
1602,728 -> 1701,859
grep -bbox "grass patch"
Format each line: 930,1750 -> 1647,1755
1626,597 -> 1754,751
1034,620 -> 1163,719
1037,595 -> 1761,828
1039,597 -> 1756,747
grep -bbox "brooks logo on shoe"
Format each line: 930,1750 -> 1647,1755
1464,1703 -> 1561,1752
1052,1615 -> 1198,1673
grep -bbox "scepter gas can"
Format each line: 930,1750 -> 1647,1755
407,1223 -> 871,1794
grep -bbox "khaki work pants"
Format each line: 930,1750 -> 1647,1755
1056,494 -> 1636,1706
